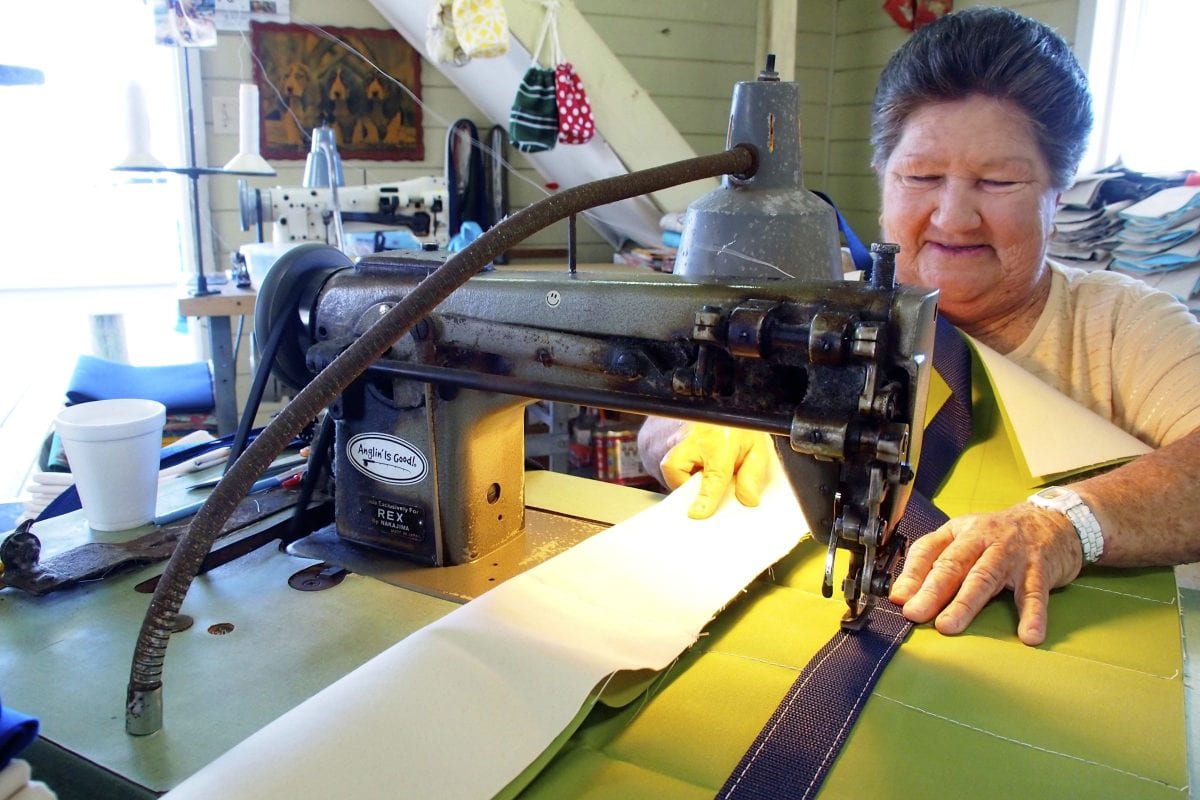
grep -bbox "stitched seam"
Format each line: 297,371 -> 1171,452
720,617 -> 909,799
720,631 -> 852,797
1074,582 -> 1177,605
1005,638 -> 1181,681
800,627 -> 906,800
707,650 -> 804,673
873,693 -> 1189,792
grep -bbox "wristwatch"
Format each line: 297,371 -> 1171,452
1027,486 -> 1104,564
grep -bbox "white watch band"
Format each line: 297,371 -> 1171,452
1062,503 -> 1104,564
1028,487 -> 1104,564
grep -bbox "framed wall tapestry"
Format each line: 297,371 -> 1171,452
251,22 -> 424,161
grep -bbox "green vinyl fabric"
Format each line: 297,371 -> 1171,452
514,348 -> 1187,799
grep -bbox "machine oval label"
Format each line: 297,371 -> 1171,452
347,433 -> 429,485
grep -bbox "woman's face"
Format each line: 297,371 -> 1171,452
880,96 -> 1060,328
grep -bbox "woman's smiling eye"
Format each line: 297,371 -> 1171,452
901,174 -> 941,186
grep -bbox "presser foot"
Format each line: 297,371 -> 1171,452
840,595 -> 873,631
837,539 -> 904,632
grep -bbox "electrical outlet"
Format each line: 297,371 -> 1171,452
212,96 -> 238,135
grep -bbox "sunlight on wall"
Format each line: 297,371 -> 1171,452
1081,0 -> 1200,175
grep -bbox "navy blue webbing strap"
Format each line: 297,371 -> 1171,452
913,320 -> 974,499
717,317 -> 972,800
813,190 -> 872,273
716,592 -> 918,800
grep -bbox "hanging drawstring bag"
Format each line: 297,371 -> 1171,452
548,13 -> 595,145
426,0 -> 469,66
451,0 -> 510,59
508,5 -> 559,153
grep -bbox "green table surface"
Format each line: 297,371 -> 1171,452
1,471 -> 1197,799
0,470 -> 658,796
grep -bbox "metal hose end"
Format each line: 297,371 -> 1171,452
126,686 -> 163,736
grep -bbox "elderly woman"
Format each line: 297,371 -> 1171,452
639,7 -> 1200,646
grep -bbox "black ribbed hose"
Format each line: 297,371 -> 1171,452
125,145 -> 757,734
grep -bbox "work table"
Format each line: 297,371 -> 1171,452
3,472 -> 1199,799
0,471 -> 655,798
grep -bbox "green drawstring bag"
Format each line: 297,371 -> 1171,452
508,4 -> 559,153
509,67 -> 558,153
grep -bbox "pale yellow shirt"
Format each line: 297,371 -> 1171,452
1008,262 -> 1200,448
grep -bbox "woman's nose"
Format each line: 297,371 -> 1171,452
930,180 -> 982,232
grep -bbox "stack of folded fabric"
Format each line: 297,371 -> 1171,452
1050,167 -> 1184,270
0,696 -> 55,800
1050,170 -> 1127,270
64,356 -> 218,444
1053,167 -> 1200,313
1111,185 -> 1200,310
39,357 -> 218,475
17,472 -> 73,525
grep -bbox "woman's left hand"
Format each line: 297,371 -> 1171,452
888,504 -> 1084,645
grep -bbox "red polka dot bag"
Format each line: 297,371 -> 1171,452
554,61 -> 594,145
540,3 -> 594,145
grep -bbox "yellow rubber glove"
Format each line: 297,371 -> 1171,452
660,423 -> 772,519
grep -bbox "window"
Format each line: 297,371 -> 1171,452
0,2 -> 189,290
1076,0 -> 1200,174
0,3 -> 199,374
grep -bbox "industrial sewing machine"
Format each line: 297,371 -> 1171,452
253,59 -> 938,626
238,174 -> 450,249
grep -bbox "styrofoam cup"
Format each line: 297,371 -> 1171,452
54,399 -> 166,531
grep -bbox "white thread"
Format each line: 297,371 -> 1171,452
1075,580 -> 1178,606
800,629 -> 904,800
707,649 -> 806,673
719,629 -> 851,798
873,692 -> 1188,791
996,632 -> 1181,681
238,30 -> 310,145
720,614 -> 908,799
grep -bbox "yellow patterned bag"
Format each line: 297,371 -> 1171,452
451,0 -> 510,59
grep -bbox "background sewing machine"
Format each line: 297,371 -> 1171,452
237,174 -> 450,251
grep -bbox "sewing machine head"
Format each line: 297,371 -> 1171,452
238,174 -> 449,251
256,59 -> 937,627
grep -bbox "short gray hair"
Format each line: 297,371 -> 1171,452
870,7 -> 1093,190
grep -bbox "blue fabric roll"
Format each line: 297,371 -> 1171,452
0,696 -> 38,770
66,355 -> 214,413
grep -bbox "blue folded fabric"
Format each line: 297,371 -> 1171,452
66,355 -> 214,413
0,696 -> 38,770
